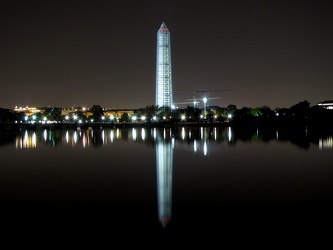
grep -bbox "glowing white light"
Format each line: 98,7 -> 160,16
181,115 -> 185,120
141,128 -> 145,140
319,137 -> 333,149
73,131 -> 77,144
23,130 -> 28,148
132,128 -> 137,141
66,131 -> 69,143
32,132 -> 36,147
204,142 -> 207,156
141,116 -> 146,121
153,128 -> 157,140
132,116 -> 137,121
228,127 -> 232,142
110,130 -> 114,143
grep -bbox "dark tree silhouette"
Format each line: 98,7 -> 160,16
120,113 -> 129,122
90,105 -> 104,122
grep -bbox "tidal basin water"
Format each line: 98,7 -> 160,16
1,126 -> 333,242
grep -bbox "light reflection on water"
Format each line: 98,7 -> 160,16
319,136 -> 333,149
2,126 -> 333,239
13,126 -> 333,151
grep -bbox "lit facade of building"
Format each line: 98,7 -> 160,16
156,22 -> 173,108
317,100 -> 333,110
14,106 -> 44,116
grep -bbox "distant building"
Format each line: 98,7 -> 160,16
317,100 -> 333,110
155,22 -> 173,108
13,106 -> 44,116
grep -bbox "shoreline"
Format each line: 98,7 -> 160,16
0,121 -> 233,131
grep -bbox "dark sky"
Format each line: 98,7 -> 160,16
1,0 -> 332,110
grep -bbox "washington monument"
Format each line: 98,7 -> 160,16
155,22 -> 173,108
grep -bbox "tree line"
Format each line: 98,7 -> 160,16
1,101 -> 333,126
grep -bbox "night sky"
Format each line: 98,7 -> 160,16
1,0 -> 332,110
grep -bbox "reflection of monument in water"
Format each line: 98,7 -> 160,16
155,128 -> 173,228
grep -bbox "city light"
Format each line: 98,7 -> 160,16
203,97 -> 208,118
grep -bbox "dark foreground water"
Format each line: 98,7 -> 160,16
0,126 -> 332,246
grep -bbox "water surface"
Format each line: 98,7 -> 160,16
0,126 -> 332,244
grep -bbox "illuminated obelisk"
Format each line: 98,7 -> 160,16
155,22 -> 173,108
